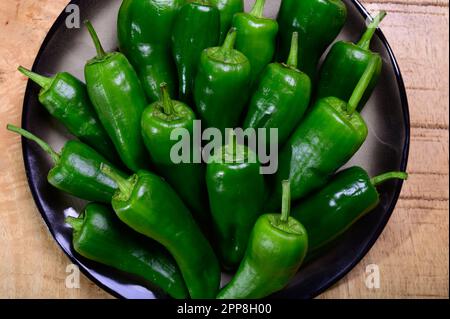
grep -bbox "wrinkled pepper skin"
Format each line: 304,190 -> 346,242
7,125 -> 126,203
243,32 -> 311,147
118,0 -> 185,102
194,29 -> 251,132
218,181 -> 308,299
292,167 -> 408,253
141,84 -> 209,226
66,203 -> 189,299
317,12 -> 386,112
232,0 -> 278,84
102,168 -> 221,299
84,21 -> 149,172
17,67 -> 118,163
206,135 -> 266,270
211,0 -> 244,43
277,0 -> 347,80
172,1 -> 220,103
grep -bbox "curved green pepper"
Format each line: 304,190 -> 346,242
217,181 -> 308,299
206,132 -> 266,270
292,167 -> 408,254
277,0 -> 347,80
101,166 -> 221,299
84,21 -> 149,172
317,11 -> 386,112
172,0 -> 220,103
243,32 -> 311,147
17,67 -> 118,163
194,28 -> 251,132
66,203 -> 189,299
141,83 -> 208,226
7,125 -> 125,203
232,0 -> 278,84
211,0 -> 244,43
118,0 -> 184,102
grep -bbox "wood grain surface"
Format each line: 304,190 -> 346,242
0,0 -> 448,299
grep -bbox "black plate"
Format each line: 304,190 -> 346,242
20,0 -> 410,299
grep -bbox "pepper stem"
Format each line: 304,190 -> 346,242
100,163 -> 133,195
371,171 -> 408,186
347,56 -> 378,114
160,83 -> 174,115
84,20 -> 106,59
357,11 -> 387,50
286,32 -> 299,69
18,66 -> 53,90
7,124 -> 60,164
221,28 -> 237,52
249,0 -> 266,18
65,216 -> 84,233
280,180 -> 291,223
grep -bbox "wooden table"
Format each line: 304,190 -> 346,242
0,0 -> 448,299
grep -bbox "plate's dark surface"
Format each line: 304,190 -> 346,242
20,0 -> 409,299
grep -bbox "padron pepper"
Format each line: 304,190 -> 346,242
118,0 -> 184,101
232,0 -> 278,84
211,0 -> 244,43
206,131 -> 266,270
243,32 -> 311,147
217,181 -> 308,299
84,21 -> 149,172
268,56 -> 379,208
7,125 -> 125,203
141,83 -> 208,226
277,0 -> 347,80
317,11 -> 386,112
66,203 -> 189,299
194,28 -> 251,132
172,0 -> 220,103
101,165 -> 221,299
292,166 -> 408,254
17,66 -> 117,163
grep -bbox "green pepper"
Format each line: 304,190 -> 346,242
101,165 -> 221,299
267,56 -> 379,208
141,83 -> 208,226
292,167 -> 408,254
171,0 -> 220,103
211,0 -> 244,43
217,181 -> 308,299
232,0 -> 278,84
7,125 -> 125,203
17,67 -> 118,163
243,32 -> 311,147
206,132 -> 266,270
277,0 -> 347,80
84,21 -> 149,172
66,203 -> 189,299
118,0 -> 184,102
194,28 -> 251,132
317,11 -> 386,112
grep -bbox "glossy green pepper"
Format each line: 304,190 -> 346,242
141,83 -> 208,226
277,0 -> 347,80
268,57 -> 379,208
101,166 -> 221,299
317,11 -> 386,112
292,167 -> 408,254
206,132 -> 266,270
7,125 -> 125,203
243,32 -> 311,147
17,67 -> 117,163
66,203 -> 189,299
217,181 -> 308,299
84,21 -> 149,172
172,0 -> 220,103
118,0 -> 185,102
211,0 -> 244,43
232,0 -> 278,84
194,28 -> 251,132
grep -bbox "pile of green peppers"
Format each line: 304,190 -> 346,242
8,0 -> 408,299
